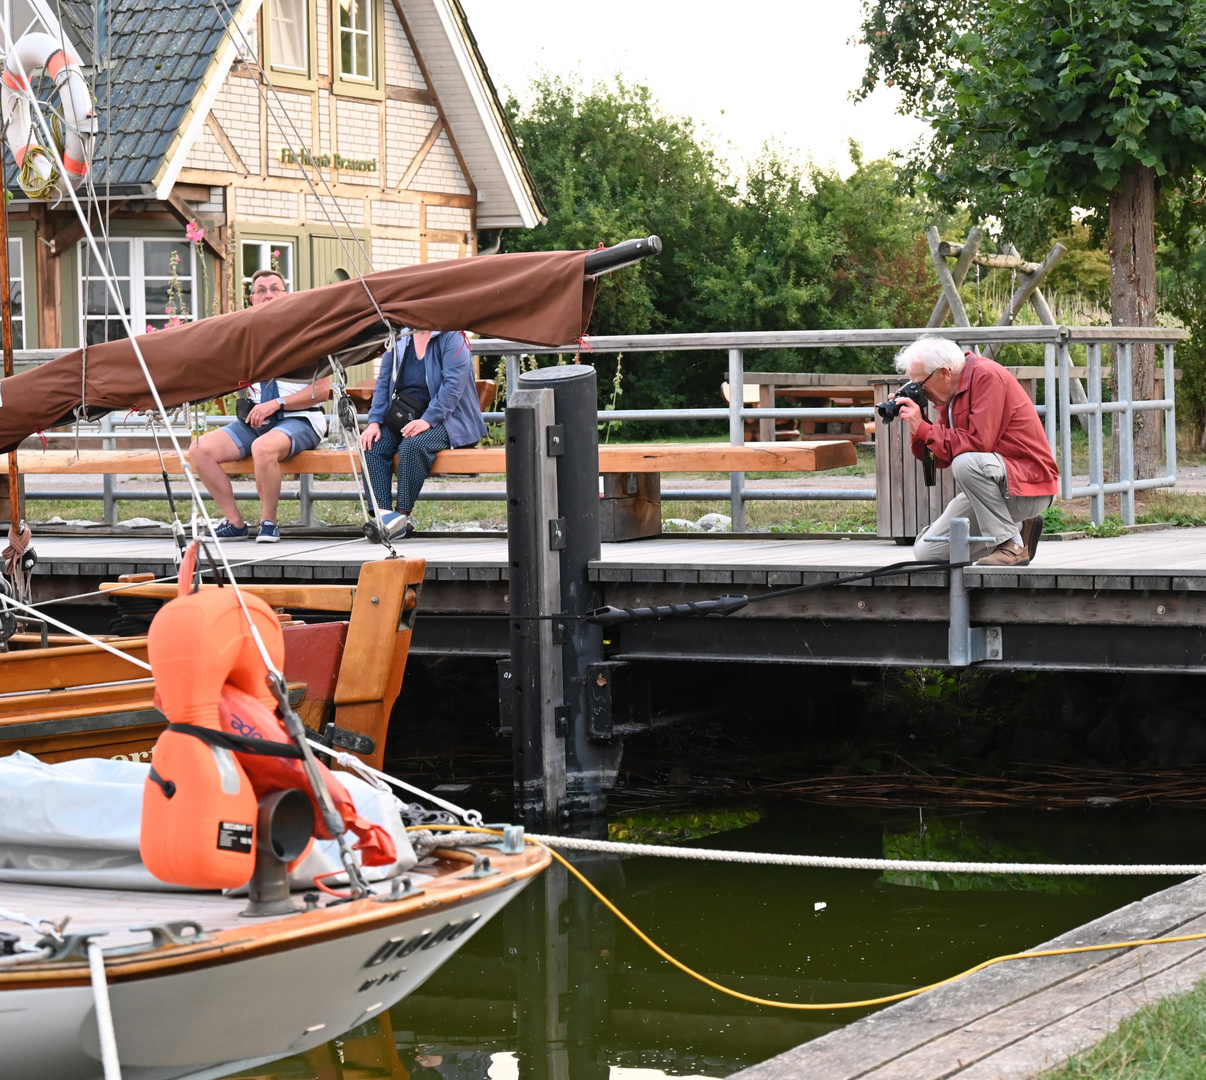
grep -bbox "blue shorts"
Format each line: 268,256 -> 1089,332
222,416 -> 322,458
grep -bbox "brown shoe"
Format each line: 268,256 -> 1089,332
976,539 -> 1030,567
1020,516 -> 1043,561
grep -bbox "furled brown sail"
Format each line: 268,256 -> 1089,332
0,248 -> 595,454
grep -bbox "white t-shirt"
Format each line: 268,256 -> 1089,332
249,378 -> 327,438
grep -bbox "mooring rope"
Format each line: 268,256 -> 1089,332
416,825 -> 1206,1012
523,834 -> 1206,877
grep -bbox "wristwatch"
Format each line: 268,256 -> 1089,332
276,397 -> 286,410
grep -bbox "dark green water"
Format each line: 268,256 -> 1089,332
221,798 -> 1202,1079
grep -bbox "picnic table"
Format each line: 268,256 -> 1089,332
722,372 -> 877,443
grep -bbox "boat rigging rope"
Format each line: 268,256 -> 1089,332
87,940 -> 123,1080
0,23 -> 373,899
416,825 -> 1206,1012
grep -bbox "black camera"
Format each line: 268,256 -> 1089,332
876,380 -> 930,423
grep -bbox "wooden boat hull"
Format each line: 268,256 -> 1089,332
0,845 -> 547,1079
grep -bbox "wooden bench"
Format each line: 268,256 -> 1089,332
4,441 -> 855,541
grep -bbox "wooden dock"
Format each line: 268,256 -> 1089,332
732,873 -> 1206,1080
27,525 -> 1206,673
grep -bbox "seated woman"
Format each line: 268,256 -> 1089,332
359,330 -> 486,539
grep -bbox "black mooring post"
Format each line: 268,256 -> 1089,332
516,365 -> 623,818
506,385 -> 567,826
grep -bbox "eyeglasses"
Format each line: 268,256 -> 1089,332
251,284 -> 287,296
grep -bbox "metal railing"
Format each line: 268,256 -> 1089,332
11,324 -> 1185,528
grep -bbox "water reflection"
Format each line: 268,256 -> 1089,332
221,801 -> 1196,1080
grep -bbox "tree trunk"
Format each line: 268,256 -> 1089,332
1108,164 -> 1159,481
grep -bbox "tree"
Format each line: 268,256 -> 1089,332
861,0 -> 1206,476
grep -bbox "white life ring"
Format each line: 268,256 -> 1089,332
1,32 -> 95,201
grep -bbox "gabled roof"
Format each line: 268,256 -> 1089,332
53,0 -> 249,193
401,0 -> 545,229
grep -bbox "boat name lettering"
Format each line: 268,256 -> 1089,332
110,750 -> 152,762
358,967 -> 407,992
217,821 -> 254,853
228,713 -> 263,739
362,914 -> 482,968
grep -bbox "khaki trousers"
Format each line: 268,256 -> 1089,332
914,452 -> 1054,562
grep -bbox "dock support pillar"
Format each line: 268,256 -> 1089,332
506,385 -> 567,827
514,365 -> 623,821
948,516 -> 1002,667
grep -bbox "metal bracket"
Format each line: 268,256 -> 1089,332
466,853 -> 499,879
318,722 -> 376,757
554,705 -> 570,738
549,518 -> 567,550
546,424 -> 566,456
372,874 -> 424,903
551,615 -> 571,645
128,921 -> 210,950
947,517 -> 1004,667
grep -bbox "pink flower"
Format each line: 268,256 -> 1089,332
271,249 -> 281,257
185,221 -> 205,244
165,305 -> 172,313
145,324 -> 157,333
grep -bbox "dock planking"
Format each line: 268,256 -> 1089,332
25,527 -> 1206,671
731,873 -> 1206,1080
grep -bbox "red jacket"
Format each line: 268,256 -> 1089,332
910,353 -> 1059,497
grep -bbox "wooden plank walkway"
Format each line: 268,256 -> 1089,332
23,525 -> 1206,587
732,873 -> 1206,1080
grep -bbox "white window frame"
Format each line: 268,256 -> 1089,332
7,237 -> 24,350
240,240 -> 296,307
337,0 -> 373,83
268,0 -> 309,74
78,237 -> 198,343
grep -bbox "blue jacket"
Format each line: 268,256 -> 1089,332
368,331 -> 486,448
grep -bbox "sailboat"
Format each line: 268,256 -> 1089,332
0,17 -> 663,1078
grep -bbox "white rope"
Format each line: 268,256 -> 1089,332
0,591 -> 151,671
87,940 -> 123,1080
305,739 -> 483,826
524,834 -> 1206,877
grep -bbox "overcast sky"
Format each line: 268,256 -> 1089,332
458,0 -> 933,179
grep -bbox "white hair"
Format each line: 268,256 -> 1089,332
894,335 -> 967,377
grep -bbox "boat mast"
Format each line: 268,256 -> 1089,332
0,144 -> 18,538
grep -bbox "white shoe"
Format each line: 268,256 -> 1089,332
380,510 -> 410,539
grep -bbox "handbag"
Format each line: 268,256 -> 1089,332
235,395 -> 254,423
382,389 -> 427,436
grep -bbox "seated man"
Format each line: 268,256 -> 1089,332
360,329 -> 486,539
190,269 -> 331,543
894,335 -> 1058,567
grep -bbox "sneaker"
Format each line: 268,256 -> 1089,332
256,521 -> 281,544
380,510 -> 410,539
212,518 -> 249,540
1020,516 -> 1044,561
976,539 -> 1030,567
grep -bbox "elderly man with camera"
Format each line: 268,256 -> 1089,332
889,335 -> 1058,567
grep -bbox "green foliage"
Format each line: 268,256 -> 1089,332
882,816 -> 1090,893
921,0 -> 1206,227
1042,975 -> 1206,1078
608,807 -> 763,845
499,77 -> 942,424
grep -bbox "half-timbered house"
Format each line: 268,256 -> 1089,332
3,0 -> 542,350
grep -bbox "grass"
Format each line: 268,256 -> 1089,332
30,497 -> 508,531
1041,975 -> 1206,1079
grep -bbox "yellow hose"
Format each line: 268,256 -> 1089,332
411,824 -> 1206,1011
